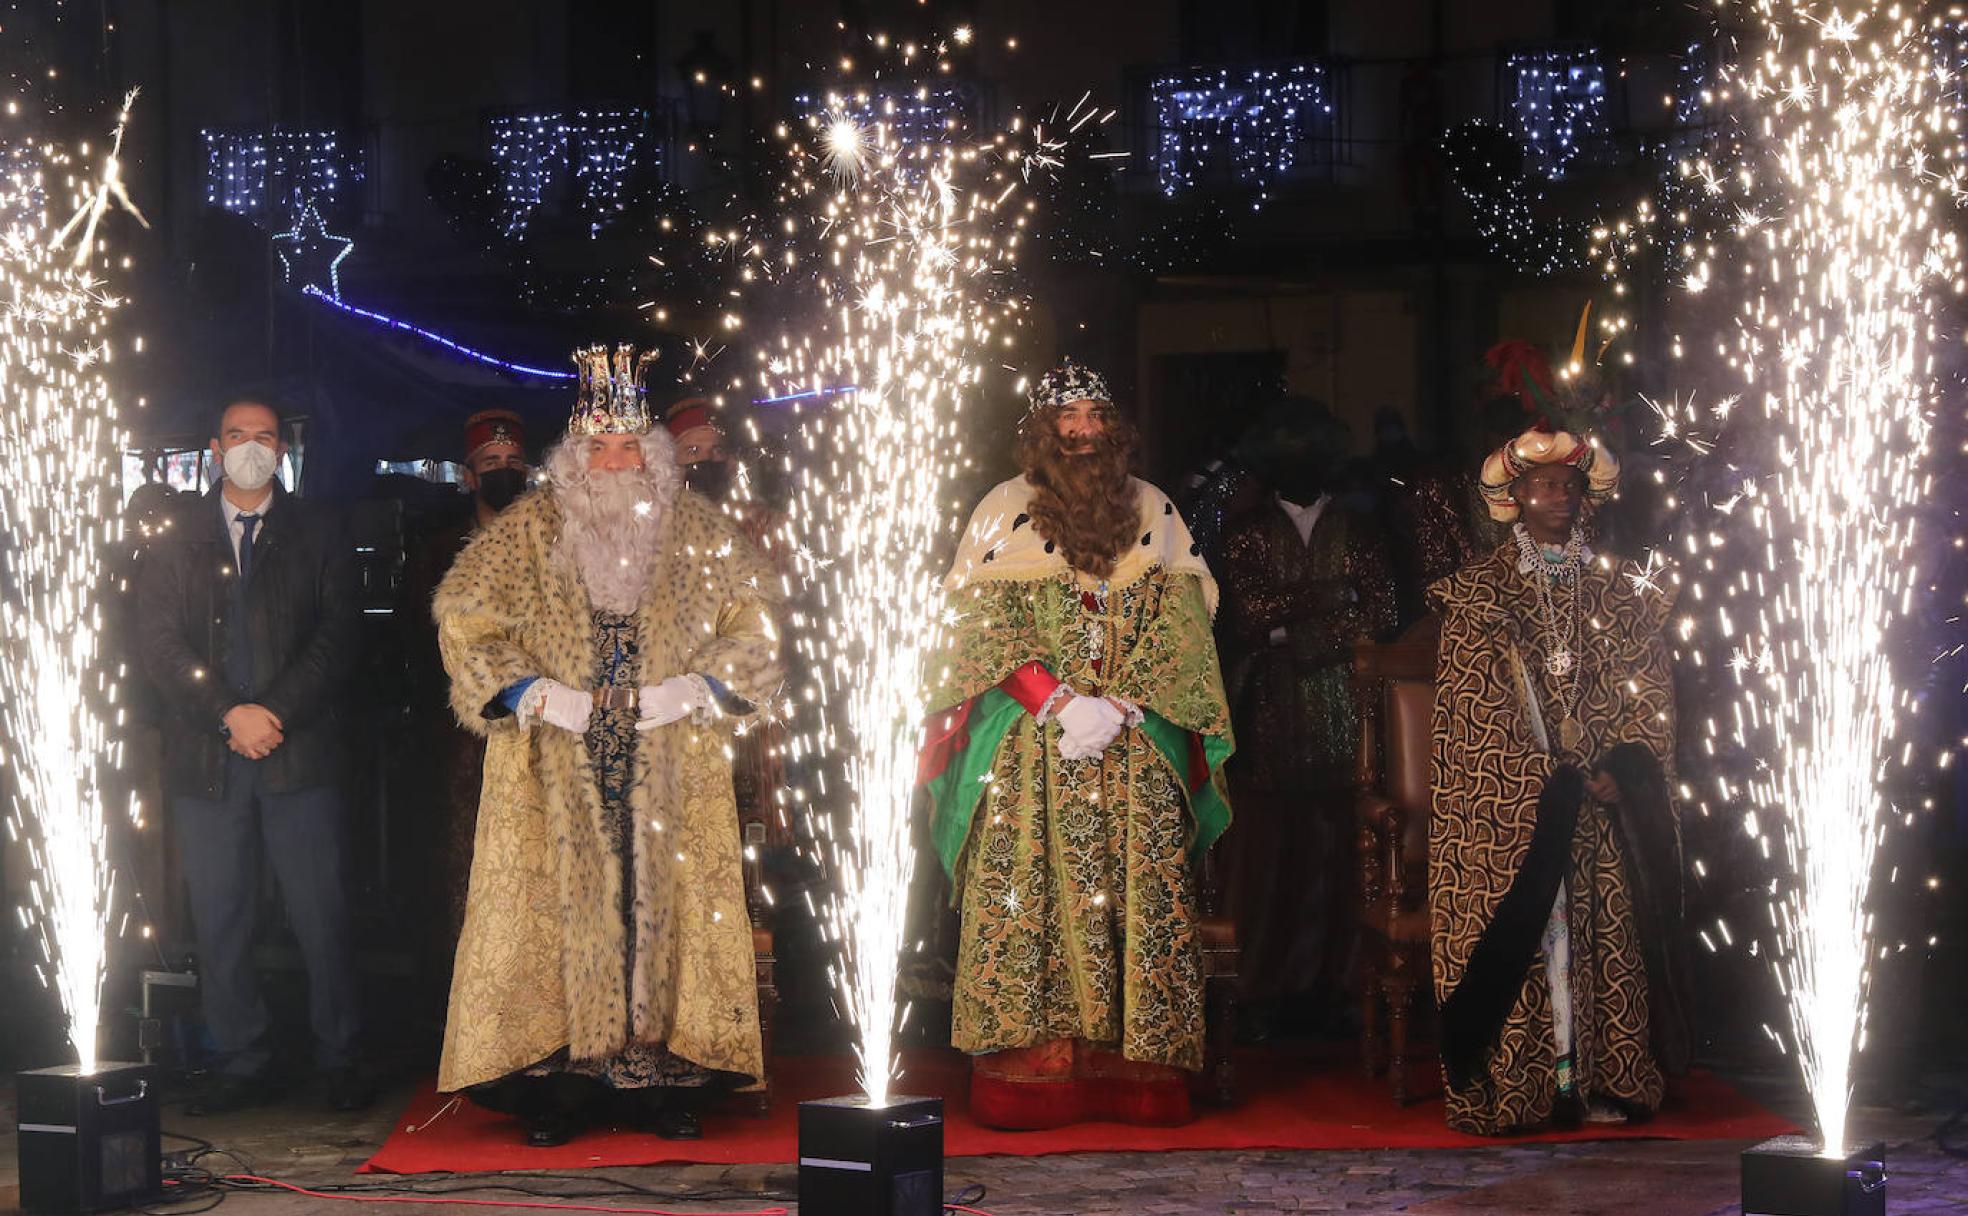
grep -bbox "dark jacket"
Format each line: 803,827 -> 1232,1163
136,484 -> 357,798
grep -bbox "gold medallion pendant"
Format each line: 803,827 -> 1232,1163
1559,716 -> 1585,753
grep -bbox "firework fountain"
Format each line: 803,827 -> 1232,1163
734,56 -> 1077,1213
5,95 -> 167,1216
0,93 -> 142,1075
1663,1 -> 1963,1163
761,85 -> 1057,1107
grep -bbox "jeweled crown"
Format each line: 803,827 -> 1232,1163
568,343 -> 658,436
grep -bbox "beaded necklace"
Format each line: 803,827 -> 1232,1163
1513,523 -> 1588,754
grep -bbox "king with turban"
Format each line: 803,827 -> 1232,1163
1426,424 -> 1692,1134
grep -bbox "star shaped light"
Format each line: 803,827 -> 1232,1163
272,192 -> 354,300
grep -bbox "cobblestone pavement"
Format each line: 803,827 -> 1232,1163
4,1082 -> 1964,1214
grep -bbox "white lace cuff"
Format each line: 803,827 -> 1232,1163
516,679 -> 551,727
683,673 -> 720,723
1035,682 -> 1075,724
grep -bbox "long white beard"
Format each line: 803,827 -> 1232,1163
552,468 -> 672,614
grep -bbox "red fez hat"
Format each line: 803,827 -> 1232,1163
664,396 -> 718,438
464,409 -> 526,458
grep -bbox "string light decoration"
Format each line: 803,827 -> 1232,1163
1441,119 -> 1586,275
201,128 -> 359,225
1672,38 -> 1726,150
485,108 -> 655,239
1147,60 -> 1335,204
1449,37 -> 1747,279
754,385 -> 858,406
299,286 -> 573,379
795,83 -> 980,149
1501,44 -> 1608,181
1019,93 -> 1272,273
271,194 -> 354,300
302,284 -> 860,405
0,95 -> 143,1072
1030,121 -> 1245,273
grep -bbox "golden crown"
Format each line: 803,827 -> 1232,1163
567,343 -> 657,436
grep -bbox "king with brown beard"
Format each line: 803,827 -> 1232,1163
917,359 -> 1235,1130
432,346 -> 782,1147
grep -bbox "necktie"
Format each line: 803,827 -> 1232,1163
236,512 -> 260,580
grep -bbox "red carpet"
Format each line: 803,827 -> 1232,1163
358,1049 -> 1796,1174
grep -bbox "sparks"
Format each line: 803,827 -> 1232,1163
1704,0 -> 1961,1158
0,112 -> 137,1073
50,89 -> 148,268
1626,548 -> 1674,596
823,116 -> 868,185
762,79 -> 1047,1105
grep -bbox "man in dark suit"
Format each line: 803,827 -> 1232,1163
137,397 -> 368,1113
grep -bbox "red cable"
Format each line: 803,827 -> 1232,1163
225,1174 -> 789,1216
945,1207 -> 998,1215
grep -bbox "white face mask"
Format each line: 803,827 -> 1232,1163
221,440 -> 279,492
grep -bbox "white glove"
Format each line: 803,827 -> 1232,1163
1055,694 -> 1125,761
636,674 -> 713,731
521,678 -> 593,734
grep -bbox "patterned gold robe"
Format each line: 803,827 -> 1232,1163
1427,540 -> 1685,1134
920,476 -> 1233,1072
432,488 -> 782,1093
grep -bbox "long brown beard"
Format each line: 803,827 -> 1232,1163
1016,419 -> 1140,580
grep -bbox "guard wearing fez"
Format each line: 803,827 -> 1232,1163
399,410 -> 531,986
433,347 -> 782,1145
664,395 -> 733,500
664,393 -> 792,559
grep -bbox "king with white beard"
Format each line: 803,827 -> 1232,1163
432,346 -> 782,1146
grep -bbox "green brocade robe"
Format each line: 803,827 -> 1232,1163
920,476 -> 1234,1071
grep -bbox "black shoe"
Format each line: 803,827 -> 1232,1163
1551,1089 -> 1584,1131
652,1105 -> 702,1140
185,1072 -> 271,1117
323,1067 -> 375,1113
523,1113 -> 583,1148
